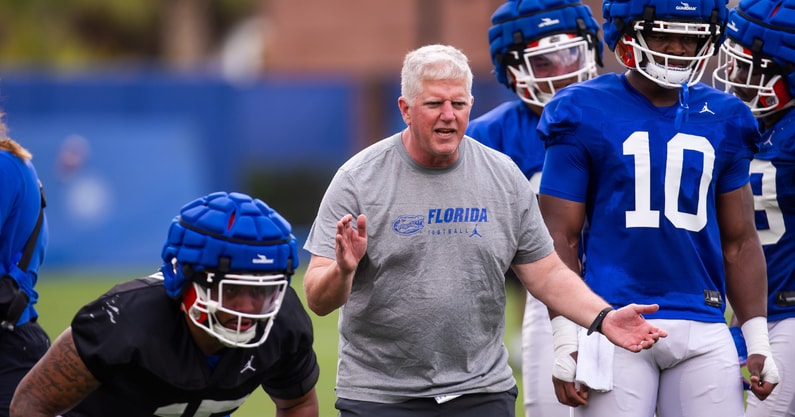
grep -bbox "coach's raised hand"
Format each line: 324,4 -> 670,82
304,213 -> 367,316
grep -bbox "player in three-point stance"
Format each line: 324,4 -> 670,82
11,191 -> 319,417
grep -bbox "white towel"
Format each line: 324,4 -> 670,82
575,328 -> 614,392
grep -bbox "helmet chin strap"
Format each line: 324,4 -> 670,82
184,282 -> 259,347
532,90 -> 554,105
644,59 -> 693,88
205,299 -> 259,347
210,319 -> 258,347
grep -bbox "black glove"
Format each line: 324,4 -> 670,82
0,275 -> 29,331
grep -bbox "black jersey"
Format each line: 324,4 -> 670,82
64,275 -> 319,417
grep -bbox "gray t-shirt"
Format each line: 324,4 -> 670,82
304,132 -> 554,402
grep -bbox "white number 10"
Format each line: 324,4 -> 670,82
623,132 -> 714,232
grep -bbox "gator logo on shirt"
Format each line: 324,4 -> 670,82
393,215 -> 425,235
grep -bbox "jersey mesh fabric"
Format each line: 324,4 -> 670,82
751,110 -> 795,322
466,100 -> 544,181
538,73 -> 759,322
66,276 -> 318,416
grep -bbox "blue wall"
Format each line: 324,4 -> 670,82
0,71 -> 513,272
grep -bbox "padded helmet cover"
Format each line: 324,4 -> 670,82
725,0 -> 795,97
489,0 -> 604,87
602,0 -> 729,51
161,191 -> 298,298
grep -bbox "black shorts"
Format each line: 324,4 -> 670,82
336,386 -> 518,417
0,321 -> 50,417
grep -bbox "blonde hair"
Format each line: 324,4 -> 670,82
0,112 -> 31,160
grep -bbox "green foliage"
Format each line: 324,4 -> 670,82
0,0 -> 260,69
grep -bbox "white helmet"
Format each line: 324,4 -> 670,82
712,0 -> 795,118
603,0 -> 727,88
181,271 -> 288,348
508,33 -> 599,106
161,191 -> 298,348
488,0 -> 603,107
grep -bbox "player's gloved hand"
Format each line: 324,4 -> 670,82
551,316 -> 588,406
741,317 -> 779,401
729,325 -> 751,390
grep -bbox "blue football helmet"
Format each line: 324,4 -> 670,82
603,0 -> 728,88
712,0 -> 795,117
161,191 -> 298,348
489,0 -> 603,107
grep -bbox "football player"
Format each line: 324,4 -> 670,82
713,0 -> 795,414
537,0 -> 780,415
465,0 -> 602,416
10,192 -> 319,417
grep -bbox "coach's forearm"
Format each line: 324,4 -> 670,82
543,263 -> 612,328
303,256 -> 354,316
514,252 -> 610,328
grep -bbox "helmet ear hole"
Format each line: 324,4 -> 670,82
770,77 -> 793,109
180,283 -> 207,323
616,38 -> 635,67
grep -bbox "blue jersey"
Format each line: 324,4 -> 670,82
466,100 -> 544,186
751,109 -> 795,322
0,150 -> 47,325
538,73 -> 759,323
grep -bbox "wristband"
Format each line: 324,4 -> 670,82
587,307 -> 614,335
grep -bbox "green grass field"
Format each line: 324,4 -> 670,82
35,270 -> 526,417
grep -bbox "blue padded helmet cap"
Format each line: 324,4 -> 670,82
489,0 -> 604,87
602,0 -> 729,50
160,191 -> 299,298
726,0 -> 795,95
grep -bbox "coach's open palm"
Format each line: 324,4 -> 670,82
601,304 -> 667,352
